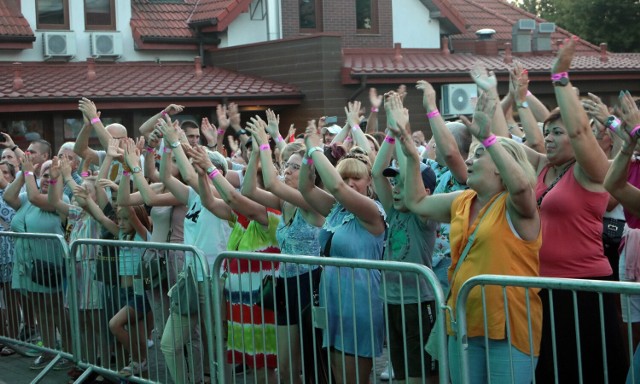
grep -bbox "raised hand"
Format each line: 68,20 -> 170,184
135,136 -> 146,153
49,156 -> 61,180
345,100 -> 362,127
397,84 -> 407,101
416,80 -> 437,111
96,179 -> 118,191
124,138 -> 141,169
246,116 -> 269,145
78,97 -> 99,119
106,138 -> 121,158
228,135 -> 239,153
163,104 -> 184,116
317,116 -> 327,130
618,90 -> 640,138
460,92 -> 497,142
386,92 -> 410,138
190,145 -> 214,170
147,128 -> 162,149
200,117 -> 217,144
512,62 -> 529,102
265,109 -> 280,138
369,88 -> 382,110
228,103 -> 241,129
304,120 -> 322,150
21,153 -> 35,173
470,63 -> 498,92
552,36 -> 578,75
157,117 -> 179,145
216,104 -> 230,130
583,93 -> 610,124
0,132 -> 16,149
59,156 -> 72,178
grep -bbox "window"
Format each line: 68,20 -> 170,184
356,0 -> 377,33
63,116 -> 122,141
299,0 -> 322,32
85,0 -> 116,30
0,119 -> 45,150
36,0 -> 69,30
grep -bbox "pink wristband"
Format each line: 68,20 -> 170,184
217,129 -> 225,135
631,125 -> 640,138
208,169 -> 220,180
90,117 -> 101,124
163,147 -> 171,153
145,147 -> 155,153
427,110 -> 440,119
526,90 -> 532,96
303,157 -> 313,165
482,134 -> 498,148
384,136 -> 396,144
24,171 -> 33,177
161,110 -> 168,117
48,179 -> 57,185
371,107 -> 379,113
276,135 -> 284,143
551,72 -> 568,81
80,172 -> 90,177
259,143 -> 270,151
351,124 -> 360,131
345,137 -> 353,142
122,171 -> 131,177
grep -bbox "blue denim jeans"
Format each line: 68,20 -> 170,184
448,336 -> 538,384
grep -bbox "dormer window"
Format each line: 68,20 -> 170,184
36,0 -> 69,30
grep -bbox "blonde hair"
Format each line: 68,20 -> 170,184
497,137 -> 537,187
281,142 -> 306,163
336,150 -> 372,180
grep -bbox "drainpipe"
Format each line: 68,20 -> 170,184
349,75 -> 368,102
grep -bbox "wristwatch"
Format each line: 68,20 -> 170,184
605,115 -> 621,131
239,129 -> 248,136
552,77 -> 570,87
516,101 -> 529,109
131,166 -> 142,174
307,146 -> 323,158
170,141 -> 180,149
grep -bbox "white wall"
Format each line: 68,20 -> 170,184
392,0 -> 441,49
219,1 -> 270,48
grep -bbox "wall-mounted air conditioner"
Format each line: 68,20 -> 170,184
43,32 -> 76,60
440,84 -> 478,116
90,32 -> 123,58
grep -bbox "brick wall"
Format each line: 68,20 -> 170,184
282,0 -> 394,49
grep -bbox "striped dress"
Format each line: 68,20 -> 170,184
224,209 -> 281,369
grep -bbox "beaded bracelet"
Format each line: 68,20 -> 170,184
482,134 -> 498,148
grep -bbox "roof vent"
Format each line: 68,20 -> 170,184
475,28 -> 496,40
512,19 -> 536,53
533,22 -> 555,52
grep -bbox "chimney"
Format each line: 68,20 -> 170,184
512,19 -> 536,53
533,22 -> 555,52
194,56 -> 203,78
441,36 -> 450,55
87,57 -> 96,81
475,29 -> 498,56
504,42 -> 512,64
12,62 -> 23,91
393,43 -> 403,64
600,43 -> 608,62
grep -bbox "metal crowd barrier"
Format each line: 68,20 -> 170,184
212,251 -> 448,384
69,239 -> 214,384
0,232 -> 74,383
455,275 -> 640,384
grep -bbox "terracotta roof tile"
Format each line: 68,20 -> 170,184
0,62 -> 301,102
449,0 -> 599,54
0,0 -> 34,38
344,50 -> 640,78
131,0 -> 197,39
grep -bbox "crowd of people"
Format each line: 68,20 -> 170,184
0,36 -> 639,384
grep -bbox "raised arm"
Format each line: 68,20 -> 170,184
417,80 -> 468,182
241,119 -> 281,210
158,138 -> 190,205
388,93 -> 460,222
73,108 -> 100,166
139,104 -> 184,137
78,97 -> 114,152
365,87 -> 382,134
23,155 -> 54,211
200,117 -> 222,152
4,170 -> 24,211
264,110 -> 287,153
346,101 -> 375,163
192,146 -> 268,225
0,133 -> 24,164
74,185 -> 119,236
371,125 -> 395,213
470,64 -> 510,138
193,161 -> 233,220
553,38 -> 609,184
47,157 -> 72,216
511,63 -> 545,153
157,117 -> 197,189
305,122 -> 385,236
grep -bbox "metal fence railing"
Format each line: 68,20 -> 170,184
454,275 -> 640,384
0,232 -> 75,383
212,251 -> 449,384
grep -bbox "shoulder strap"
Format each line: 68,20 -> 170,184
447,192 -> 505,299
321,231 -> 334,257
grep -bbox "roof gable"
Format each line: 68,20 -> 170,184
0,0 -> 35,49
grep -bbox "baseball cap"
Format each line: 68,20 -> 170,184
382,162 -> 436,192
322,124 -> 341,135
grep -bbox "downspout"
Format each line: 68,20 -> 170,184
349,75 -> 368,102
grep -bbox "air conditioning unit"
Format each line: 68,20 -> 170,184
90,32 -> 122,57
43,32 -> 76,60
516,19 -> 536,31
538,22 -> 556,34
440,84 -> 478,116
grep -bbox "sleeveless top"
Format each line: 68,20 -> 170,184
275,208 -> 321,277
536,165 -> 611,278
448,191 -> 542,355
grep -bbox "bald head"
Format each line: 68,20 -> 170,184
106,123 -> 128,139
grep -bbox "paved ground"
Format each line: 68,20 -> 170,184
0,346 -> 398,384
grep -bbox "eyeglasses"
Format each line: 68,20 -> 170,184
388,177 -> 399,187
284,162 -> 301,171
